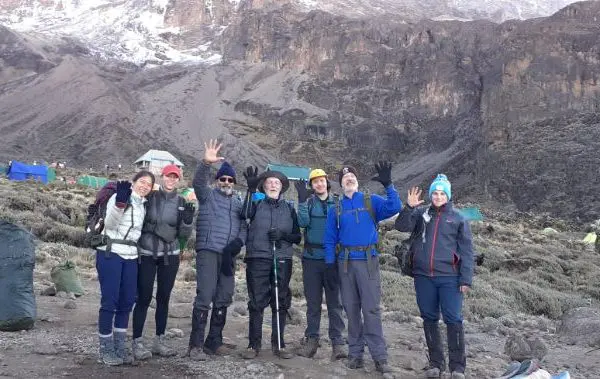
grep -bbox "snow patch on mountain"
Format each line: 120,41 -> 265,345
0,0 -> 222,66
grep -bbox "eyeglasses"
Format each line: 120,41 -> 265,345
219,177 -> 235,183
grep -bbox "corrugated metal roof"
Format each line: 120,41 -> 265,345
134,149 -> 184,166
265,163 -> 311,181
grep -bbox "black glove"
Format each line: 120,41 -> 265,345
244,166 -> 260,192
371,160 -> 392,187
221,249 -> 234,277
268,228 -> 284,242
223,238 -> 243,258
294,180 -> 312,203
115,181 -> 132,208
182,203 -> 195,224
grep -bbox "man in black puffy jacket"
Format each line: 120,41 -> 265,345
188,140 -> 248,360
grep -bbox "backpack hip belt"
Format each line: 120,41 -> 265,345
304,242 -> 324,255
338,244 -> 377,274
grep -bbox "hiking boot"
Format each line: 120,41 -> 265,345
132,338 -> 152,361
152,335 -> 176,357
451,372 -> 466,379
113,331 -> 134,365
331,344 -> 348,360
241,347 -> 259,359
375,360 -> 393,374
425,367 -> 442,378
447,323 -> 466,374
98,335 -> 123,366
188,346 -> 208,361
424,321 -> 446,373
296,337 -> 319,358
272,344 -> 294,359
204,344 -> 234,356
345,356 -> 364,369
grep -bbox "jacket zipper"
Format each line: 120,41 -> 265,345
429,208 -> 441,276
227,197 -> 232,244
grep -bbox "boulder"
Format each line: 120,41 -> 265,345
504,335 -> 532,361
558,307 -> 600,346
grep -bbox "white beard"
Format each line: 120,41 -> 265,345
219,187 -> 233,196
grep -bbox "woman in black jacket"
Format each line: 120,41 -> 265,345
131,164 -> 195,360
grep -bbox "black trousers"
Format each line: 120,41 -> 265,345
246,257 -> 293,349
132,254 -> 180,339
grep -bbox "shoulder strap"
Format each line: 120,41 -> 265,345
177,195 -> 185,226
335,194 -> 341,230
364,194 -> 376,224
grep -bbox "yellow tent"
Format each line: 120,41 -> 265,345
583,232 -> 597,244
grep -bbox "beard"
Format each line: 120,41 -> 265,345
343,182 -> 359,192
218,186 -> 233,196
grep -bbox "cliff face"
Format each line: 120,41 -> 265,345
219,1 -> 600,218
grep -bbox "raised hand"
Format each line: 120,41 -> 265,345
407,186 -> 425,208
203,139 -> 225,164
294,180 -> 312,203
371,160 -> 392,187
115,181 -> 132,208
244,166 -> 260,192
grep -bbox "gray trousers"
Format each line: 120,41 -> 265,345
303,258 -> 345,345
338,259 -> 387,361
193,250 -> 234,311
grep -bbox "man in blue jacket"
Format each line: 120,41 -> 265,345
295,169 -> 347,360
323,162 -> 401,374
394,174 -> 474,379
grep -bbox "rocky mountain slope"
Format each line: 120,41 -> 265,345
1,1 -> 600,220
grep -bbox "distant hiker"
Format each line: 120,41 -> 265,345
295,169 -> 347,360
240,167 -> 301,360
95,170 -> 155,366
394,175 -> 474,379
323,162 -> 401,374
187,140 -> 248,361
131,164 -> 194,360
118,164 -> 122,171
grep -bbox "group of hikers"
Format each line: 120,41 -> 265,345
92,139 -> 474,379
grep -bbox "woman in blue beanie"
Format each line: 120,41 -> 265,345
394,174 -> 474,379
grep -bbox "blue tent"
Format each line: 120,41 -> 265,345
7,161 -> 49,184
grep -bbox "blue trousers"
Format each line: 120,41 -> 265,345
96,251 -> 138,335
414,275 -> 463,325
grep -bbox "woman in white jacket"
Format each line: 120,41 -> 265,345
96,171 -> 155,366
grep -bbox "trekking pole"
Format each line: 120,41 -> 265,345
271,231 -> 282,353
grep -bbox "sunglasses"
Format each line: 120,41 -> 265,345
218,177 -> 235,183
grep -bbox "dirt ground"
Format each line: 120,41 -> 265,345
2,264 -> 599,379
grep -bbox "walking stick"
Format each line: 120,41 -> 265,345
271,235 -> 282,353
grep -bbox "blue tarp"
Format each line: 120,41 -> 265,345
7,161 -> 49,184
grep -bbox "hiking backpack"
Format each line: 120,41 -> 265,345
84,182 -> 119,248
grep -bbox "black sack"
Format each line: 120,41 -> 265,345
0,221 -> 36,331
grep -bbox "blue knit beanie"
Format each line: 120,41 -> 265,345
429,174 -> 451,200
215,161 -> 236,183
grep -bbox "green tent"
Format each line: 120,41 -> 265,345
47,167 -> 56,182
265,163 -> 311,181
77,175 -> 108,189
0,165 -> 5,175
457,207 -> 484,221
